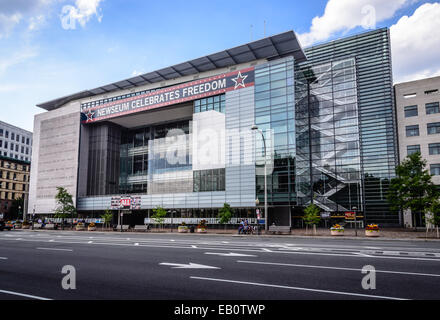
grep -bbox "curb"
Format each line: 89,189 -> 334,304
12,229 -> 440,242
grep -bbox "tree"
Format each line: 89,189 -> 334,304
427,200 -> 440,238
303,204 -> 321,235
54,187 -> 77,230
218,203 -> 233,230
101,209 -> 113,230
151,206 -> 167,229
388,152 -> 438,229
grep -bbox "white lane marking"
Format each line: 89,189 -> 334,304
49,240 -> 54,242
0,289 -> 52,300
222,241 -> 229,244
237,260 -> 440,278
160,262 -> 220,269
190,276 -> 408,300
4,237 -> 440,261
205,252 -> 257,257
0,257 -> 7,260
36,247 -> 73,252
88,241 -> 93,244
170,240 -> 175,242
134,243 -> 139,246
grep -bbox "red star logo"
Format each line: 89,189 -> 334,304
232,71 -> 248,90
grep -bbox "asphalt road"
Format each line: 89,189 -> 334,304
1,230 -> 440,300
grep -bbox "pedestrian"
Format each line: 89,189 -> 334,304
238,219 -> 244,234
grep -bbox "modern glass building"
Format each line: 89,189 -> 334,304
295,28 -> 399,226
28,28 -> 400,227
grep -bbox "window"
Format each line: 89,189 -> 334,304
404,93 -> 417,99
407,145 -> 420,155
429,143 -> 440,155
0,140 -> 2,148
406,125 -> 419,137
426,102 -> 440,115
194,94 -> 225,113
427,122 -> 440,135
21,136 -> 25,143
0,129 -> 2,136
5,131 -> 8,138
193,168 -> 225,192
4,141 -> 7,149
26,138 -> 29,145
10,143 -> 13,150
11,132 -> 14,140
404,105 -> 418,117
16,134 -> 19,142
430,164 -> 440,175
425,89 -> 439,95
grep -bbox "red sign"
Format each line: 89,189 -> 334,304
345,211 -> 356,220
82,67 -> 255,124
120,198 -> 131,207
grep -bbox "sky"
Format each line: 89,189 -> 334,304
0,0 -> 439,132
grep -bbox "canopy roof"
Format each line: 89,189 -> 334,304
37,30 -> 306,111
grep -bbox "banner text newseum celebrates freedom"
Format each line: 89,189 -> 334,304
81,67 -> 255,123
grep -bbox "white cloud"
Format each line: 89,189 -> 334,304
0,48 -> 38,74
28,14 -> 46,31
61,0 -> 103,28
0,13 -> 22,38
0,0 -> 56,37
298,0 -> 413,47
131,70 -> 145,77
390,2 -> 440,83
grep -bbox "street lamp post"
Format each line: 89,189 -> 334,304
352,206 -> 358,237
251,125 -> 268,232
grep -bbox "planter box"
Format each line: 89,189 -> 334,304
365,230 -> 379,237
330,229 -> 344,236
178,226 -> 188,233
76,225 -> 85,231
196,228 -> 207,233
22,225 -> 30,229
88,227 -> 96,231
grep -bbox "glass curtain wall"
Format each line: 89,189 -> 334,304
297,28 -> 399,225
295,58 -> 362,213
254,56 -> 296,208
119,120 -> 192,194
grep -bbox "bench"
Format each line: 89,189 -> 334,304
44,224 -> 55,230
33,223 -> 42,229
268,225 -> 291,234
115,225 -> 130,231
134,225 -> 150,232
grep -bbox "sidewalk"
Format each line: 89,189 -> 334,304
20,226 -> 440,241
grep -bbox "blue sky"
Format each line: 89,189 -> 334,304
1,0 -> 439,131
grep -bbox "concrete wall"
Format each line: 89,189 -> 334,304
395,76 -> 440,227
395,76 -> 440,184
28,101 -> 81,214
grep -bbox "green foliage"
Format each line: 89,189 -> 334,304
54,187 -> 77,218
302,204 -> 321,226
101,210 -> 113,228
388,152 -> 438,222
218,203 -> 233,224
427,200 -> 440,227
152,206 -> 167,225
